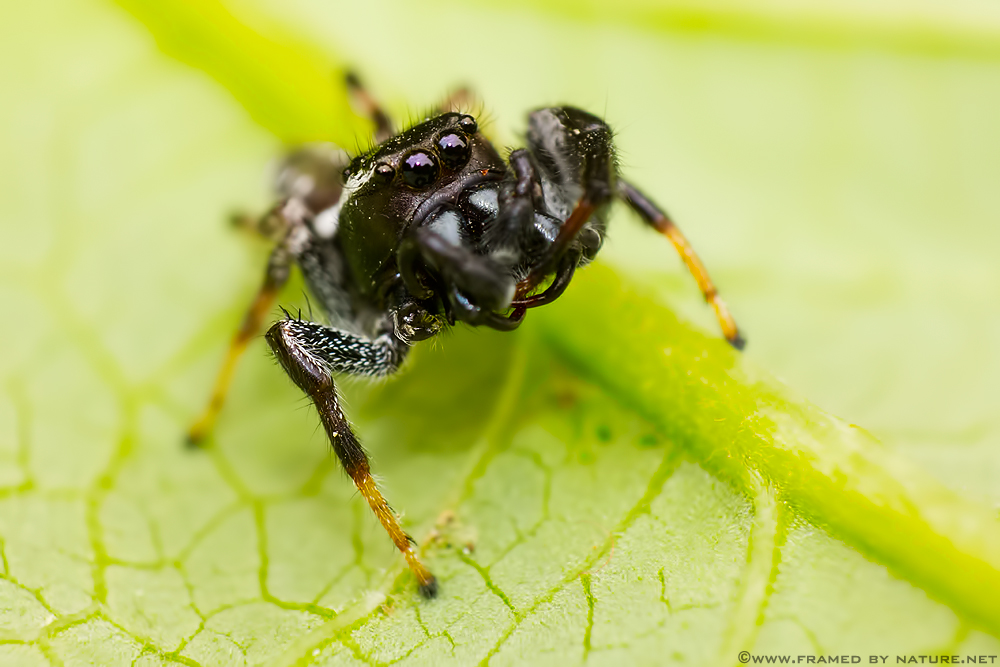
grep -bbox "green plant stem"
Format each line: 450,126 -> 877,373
532,264 -> 1000,637
113,0 -> 354,145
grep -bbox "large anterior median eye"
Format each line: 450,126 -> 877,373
436,132 -> 470,169
401,151 -> 439,188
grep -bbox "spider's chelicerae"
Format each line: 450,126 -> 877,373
189,75 -> 744,598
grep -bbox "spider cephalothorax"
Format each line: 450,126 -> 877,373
189,75 -> 744,598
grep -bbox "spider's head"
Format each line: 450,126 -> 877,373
334,113 -> 508,301
338,112 -> 504,220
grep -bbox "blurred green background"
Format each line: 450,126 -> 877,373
1,0 -> 999,665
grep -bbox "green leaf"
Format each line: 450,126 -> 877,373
2,0 -> 999,665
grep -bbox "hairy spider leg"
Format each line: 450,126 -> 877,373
264,318 -> 438,597
486,149 -> 543,255
227,199 -> 292,241
435,87 -> 476,114
345,71 -> 393,143
467,148 -> 580,311
515,200 -> 597,299
618,179 -> 745,350
513,108 -> 617,299
187,241 -> 294,444
347,72 -> 479,143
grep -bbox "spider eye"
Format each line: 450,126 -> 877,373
436,132 -> 470,169
458,115 -> 478,135
341,156 -> 364,185
401,151 -> 439,188
372,162 -> 395,184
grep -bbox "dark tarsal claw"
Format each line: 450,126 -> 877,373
418,576 -> 439,599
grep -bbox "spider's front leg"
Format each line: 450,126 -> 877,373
265,317 -> 439,597
187,200 -> 310,444
618,180 -> 745,349
515,107 -> 616,298
519,106 -> 745,348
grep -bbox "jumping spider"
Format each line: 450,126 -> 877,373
188,75 -> 744,598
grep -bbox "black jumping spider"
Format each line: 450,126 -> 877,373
189,75 -> 744,598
